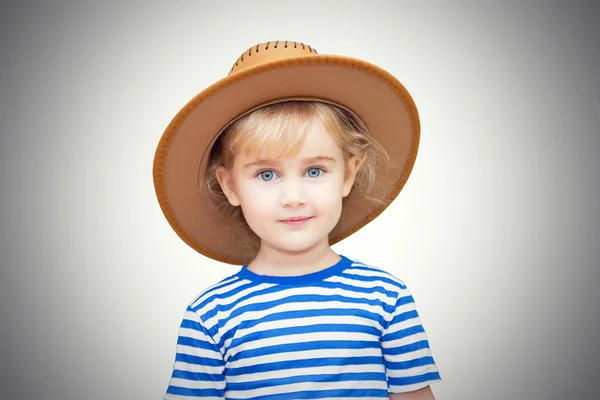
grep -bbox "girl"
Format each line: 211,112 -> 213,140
154,40 -> 441,399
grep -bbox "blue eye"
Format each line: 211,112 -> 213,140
305,167 -> 323,177
258,170 -> 278,181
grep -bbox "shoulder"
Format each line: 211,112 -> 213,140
337,256 -> 421,322
340,255 -> 410,292
185,271 -> 248,315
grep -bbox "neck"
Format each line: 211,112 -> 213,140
248,238 -> 341,277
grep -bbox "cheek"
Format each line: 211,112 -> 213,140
308,183 -> 344,210
237,183 -> 275,216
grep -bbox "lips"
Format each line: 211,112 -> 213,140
281,216 -> 312,222
280,216 -> 313,226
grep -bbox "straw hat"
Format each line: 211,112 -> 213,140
152,40 -> 420,265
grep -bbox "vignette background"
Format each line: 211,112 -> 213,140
1,1 -> 598,399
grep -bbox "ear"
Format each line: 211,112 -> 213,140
342,155 -> 361,198
215,166 -> 241,206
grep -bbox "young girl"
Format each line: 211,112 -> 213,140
154,40 -> 441,399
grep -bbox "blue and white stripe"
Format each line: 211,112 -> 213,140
164,255 -> 441,399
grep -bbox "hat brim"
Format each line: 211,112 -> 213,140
153,54 -> 420,265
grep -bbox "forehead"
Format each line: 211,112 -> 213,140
237,117 -> 343,163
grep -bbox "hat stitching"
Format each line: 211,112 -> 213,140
230,41 -> 317,74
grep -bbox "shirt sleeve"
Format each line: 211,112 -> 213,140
163,305 -> 226,400
381,283 -> 442,393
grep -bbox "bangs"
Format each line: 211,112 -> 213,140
224,101 -> 344,161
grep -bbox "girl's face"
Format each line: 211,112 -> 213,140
216,117 -> 360,257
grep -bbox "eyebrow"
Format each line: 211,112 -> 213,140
243,156 -> 336,169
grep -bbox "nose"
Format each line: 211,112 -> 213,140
279,176 -> 305,208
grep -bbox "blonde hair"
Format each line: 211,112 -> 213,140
203,100 -> 391,255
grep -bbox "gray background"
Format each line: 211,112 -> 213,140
1,1 -> 599,399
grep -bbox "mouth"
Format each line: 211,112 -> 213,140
280,216 -> 313,226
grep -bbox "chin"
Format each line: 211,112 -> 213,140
271,242 -> 317,254
264,236 -> 328,254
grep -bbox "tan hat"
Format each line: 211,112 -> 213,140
152,40 -> 420,265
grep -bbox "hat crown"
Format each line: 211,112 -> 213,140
229,41 -> 318,75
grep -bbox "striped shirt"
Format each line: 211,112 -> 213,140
164,255 -> 441,399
